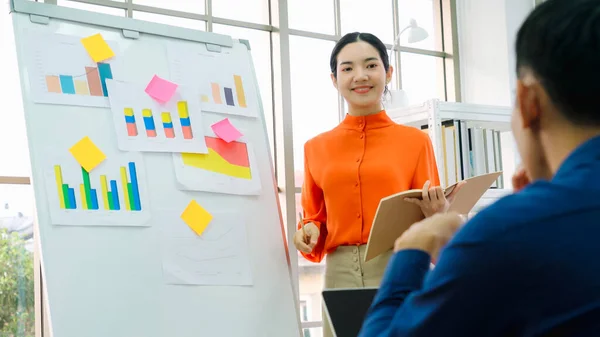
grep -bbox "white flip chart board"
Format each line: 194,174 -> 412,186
9,1 -> 301,336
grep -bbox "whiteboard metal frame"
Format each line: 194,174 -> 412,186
10,0 -> 233,47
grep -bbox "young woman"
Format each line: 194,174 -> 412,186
292,32 -> 462,337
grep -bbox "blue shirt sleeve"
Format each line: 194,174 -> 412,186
358,214 -> 523,337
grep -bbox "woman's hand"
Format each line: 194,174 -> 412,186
405,180 -> 466,218
293,222 -> 320,254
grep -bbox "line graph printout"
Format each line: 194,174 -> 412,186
106,80 -> 208,154
172,136 -> 262,196
167,45 -> 259,118
24,31 -> 123,107
161,212 -> 252,286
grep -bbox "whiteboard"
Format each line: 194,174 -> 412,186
9,1 -> 301,336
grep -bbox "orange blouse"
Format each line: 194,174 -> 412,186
298,110 -> 440,263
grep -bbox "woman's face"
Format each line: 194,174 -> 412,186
331,41 -> 392,112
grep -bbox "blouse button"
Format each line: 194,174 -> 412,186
360,134 -> 364,139
356,158 -> 360,163
357,213 -> 361,218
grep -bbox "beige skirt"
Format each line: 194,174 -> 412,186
322,245 -> 393,337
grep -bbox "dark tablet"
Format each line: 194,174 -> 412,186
321,287 -> 378,337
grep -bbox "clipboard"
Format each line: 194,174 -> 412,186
363,171 -> 503,262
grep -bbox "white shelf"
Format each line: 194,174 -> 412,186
388,99 -> 516,208
388,99 -> 513,132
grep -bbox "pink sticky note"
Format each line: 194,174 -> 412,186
211,118 -> 243,143
145,75 -> 178,103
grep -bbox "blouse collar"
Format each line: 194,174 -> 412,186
339,110 -> 394,130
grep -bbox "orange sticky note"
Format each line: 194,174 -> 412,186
81,34 -> 115,63
181,200 -> 213,236
69,136 -> 106,172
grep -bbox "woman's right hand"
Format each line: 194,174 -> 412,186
293,222 -> 320,254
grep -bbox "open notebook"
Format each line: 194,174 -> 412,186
364,171 -> 503,262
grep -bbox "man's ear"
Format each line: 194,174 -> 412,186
330,73 -> 338,89
516,78 -> 542,129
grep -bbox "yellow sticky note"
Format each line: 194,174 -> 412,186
81,34 -> 115,63
181,200 -> 213,236
69,136 -> 106,173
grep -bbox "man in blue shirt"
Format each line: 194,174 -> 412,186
359,0 -> 600,336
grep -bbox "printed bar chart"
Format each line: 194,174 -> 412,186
162,112 -> 175,138
54,162 -> 141,212
142,109 -> 157,137
124,108 -> 138,136
45,62 -> 113,97
177,101 -> 193,140
206,75 -> 247,108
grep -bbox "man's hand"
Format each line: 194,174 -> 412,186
512,165 -> 530,193
293,222 -> 320,254
393,212 -> 465,260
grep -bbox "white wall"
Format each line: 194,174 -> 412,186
457,0 -> 535,106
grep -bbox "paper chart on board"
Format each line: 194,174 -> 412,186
172,134 -> 262,196
106,80 -> 208,154
24,31 -> 123,108
167,44 -> 259,118
161,211 -> 252,286
43,141 -> 151,226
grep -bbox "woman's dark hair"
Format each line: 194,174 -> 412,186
330,32 -> 391,97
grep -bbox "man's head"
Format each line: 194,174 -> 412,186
512,0 -> 600,180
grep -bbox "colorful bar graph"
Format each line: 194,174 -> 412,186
234,75 -> 247,108
211,83 -> 223,104
46,76 -> 62,93
53,162 -> 141,212
124,108 -> 138,137
162,112 -> 175,139
59,75 -> 76,94
98,62 -> 113,97
177,101 -> 193,140
142,109 -> 157,137
74,80 -> 90,95
86,66 -> 104,97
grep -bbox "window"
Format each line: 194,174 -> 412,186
132,11 -> 207,30
212,0 -> 269,25
0,184 -> 35,337
132,0 -> 205,14
212,24 -> 275,159
340,0 -> 394,44
57,0 -> 127,16
289,36 -> 339,185
288,0 -> 335,34
400,52 -> 445,105
1,10 -> 30,177
396,0 -> 442,51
